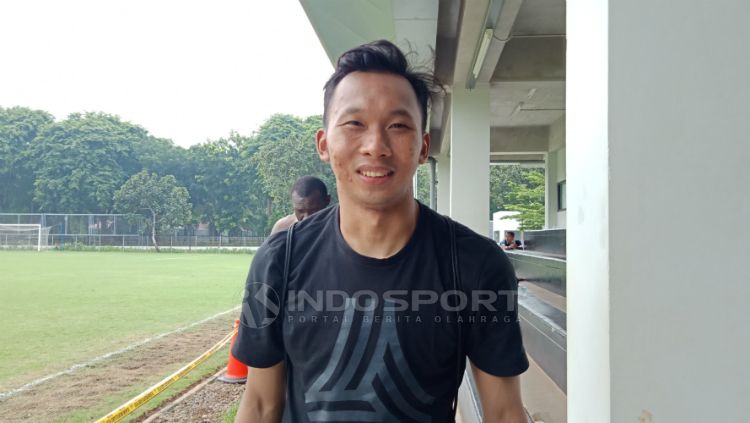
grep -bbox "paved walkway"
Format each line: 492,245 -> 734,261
521,355 -> 567,423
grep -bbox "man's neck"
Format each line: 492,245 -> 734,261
338,197 -> 419,259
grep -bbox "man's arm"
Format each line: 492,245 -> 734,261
471,363 -> 526,423
235,361 -> 286,423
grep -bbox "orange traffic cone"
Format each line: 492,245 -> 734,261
218,319 -> 248,383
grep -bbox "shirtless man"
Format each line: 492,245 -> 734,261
269,176 -> 330,235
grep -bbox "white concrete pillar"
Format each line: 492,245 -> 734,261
449,84 -> 490,235
436,153 -> 451,215
568,0 -> 750,421
567,0 -> 610,419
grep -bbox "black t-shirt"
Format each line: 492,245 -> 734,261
234,202 -> 528,423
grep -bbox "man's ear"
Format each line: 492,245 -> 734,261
316,129 -> 330,162
418,132 -> 430,164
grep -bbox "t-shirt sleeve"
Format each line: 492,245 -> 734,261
464,245 -> 529,377
232,236 -> 286,368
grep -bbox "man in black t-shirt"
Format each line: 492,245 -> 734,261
233,40 -> 528,423
499,231 -> 522,250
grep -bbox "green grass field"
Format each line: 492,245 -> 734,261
0,250 -> 252,391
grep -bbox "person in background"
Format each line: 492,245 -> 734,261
269,176 -> 331,235
500,230 -> 522,250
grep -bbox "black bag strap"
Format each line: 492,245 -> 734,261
281,222 -> 296,313
280,222 -> 297,392
446,217 -> 464,417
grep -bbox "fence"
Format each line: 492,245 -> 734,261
0,213 -> 145,236
0,213 -> 267,249
48,234 -> 266,248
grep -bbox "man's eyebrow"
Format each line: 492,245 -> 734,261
390,109 -> 416,119
338,107 -> 416,120
339,107 -> 362,116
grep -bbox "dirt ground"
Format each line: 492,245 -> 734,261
0,314 -> 240,422
141,378 -> 244,423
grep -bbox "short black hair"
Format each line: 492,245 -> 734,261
323,40 -> 441,132
505,231 -> 516,238
291,176 -> 328,198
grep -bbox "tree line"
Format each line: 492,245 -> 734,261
0,105 -> 543,236
0,106 -> 335,236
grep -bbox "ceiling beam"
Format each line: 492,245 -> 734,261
453,0 -> 491,86
490,126 -> 549,153
475,0 -> 525,82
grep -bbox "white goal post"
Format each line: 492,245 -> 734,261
0,224 -> 51,251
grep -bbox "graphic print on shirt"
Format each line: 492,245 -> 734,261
304,298 -> 435,422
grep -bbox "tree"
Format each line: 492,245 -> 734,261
113,171 -> 191,251
0,107 -> 54,212
251,114 -> 336,229
252,113 -> 309,144
189,132 -> 266,236
490,165 -> 529,215
502,170 -> 545,230
28,112 -> 147,213
132,135 -> 190,184
414,163 -> 431,205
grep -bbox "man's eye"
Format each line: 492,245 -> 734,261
390,123 -> 410,129
344,120 -> 363,127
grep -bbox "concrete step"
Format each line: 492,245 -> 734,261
518,283 -> 567,393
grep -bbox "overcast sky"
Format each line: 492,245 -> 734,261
0,0 -> 333,147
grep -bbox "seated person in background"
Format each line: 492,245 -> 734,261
270,175 -> 331,234
500,230 -> 522,250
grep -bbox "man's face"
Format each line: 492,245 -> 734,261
505,232 -> 515,243
292,190 -> 329,222
316,71 -> 429,210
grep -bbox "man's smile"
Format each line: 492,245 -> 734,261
356,166 -> 395,184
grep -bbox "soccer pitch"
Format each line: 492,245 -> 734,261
0,250 -> 252,391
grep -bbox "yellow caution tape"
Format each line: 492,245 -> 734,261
96,328 -> 237,423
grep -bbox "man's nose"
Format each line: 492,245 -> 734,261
359,127 -> 392,157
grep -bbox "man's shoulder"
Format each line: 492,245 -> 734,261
262,206 -> 335,250
270,214 -> 296,235
254,228 -> 288,266
421,205 -> 499,255
282,205 -> 337,250
422,207 -> 512,287
454,220 -> 501,257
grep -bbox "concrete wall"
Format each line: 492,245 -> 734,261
549,115 -> 565,152
492,211 -> 520,242
569,0 -> 750,421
